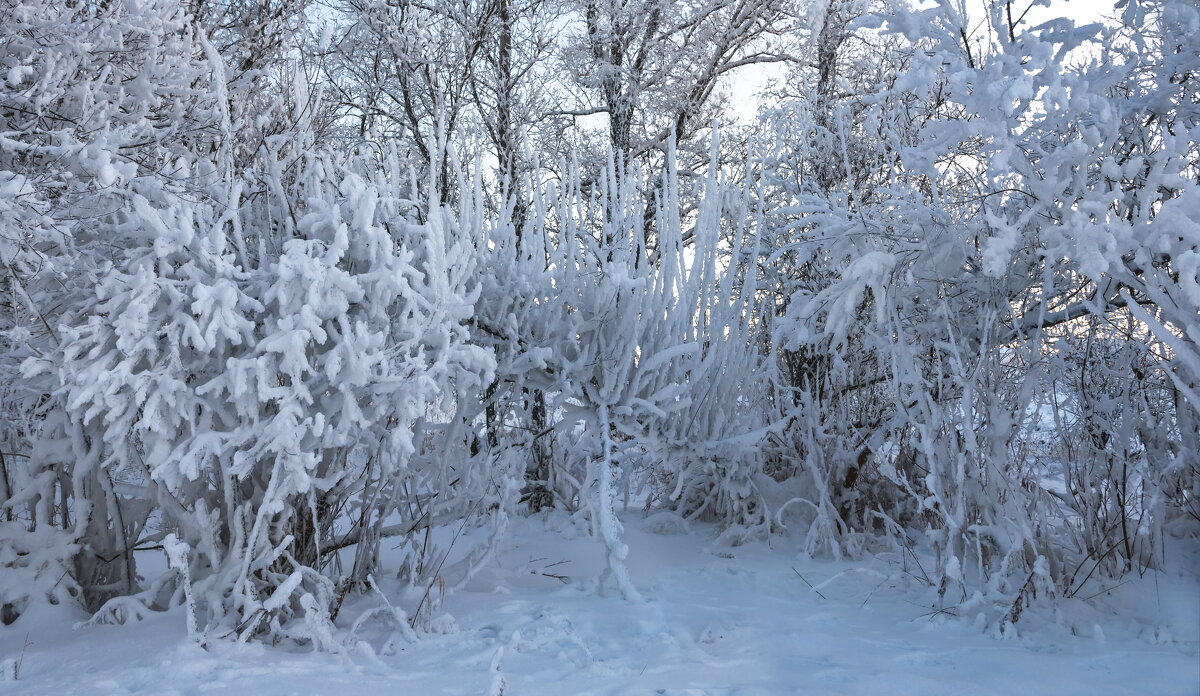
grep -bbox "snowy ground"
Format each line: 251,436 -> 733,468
2,512 -> 1197,695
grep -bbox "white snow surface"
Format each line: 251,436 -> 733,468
2,512 -> 1196,695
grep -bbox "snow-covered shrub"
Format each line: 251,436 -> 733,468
767,0 -> 1199,623
515,140 -> 775,591
1047,320 -> 1179,584
0,0 -> 224,620
465,162 -> 569,514
644,142 -> 774,540
46,144 -> 495,641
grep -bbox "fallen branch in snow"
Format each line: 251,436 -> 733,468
792,567 -> 827,600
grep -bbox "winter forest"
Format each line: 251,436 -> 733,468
0,0 -> 1197,693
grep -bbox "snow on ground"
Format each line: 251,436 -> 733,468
2,512 -> 1197,695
